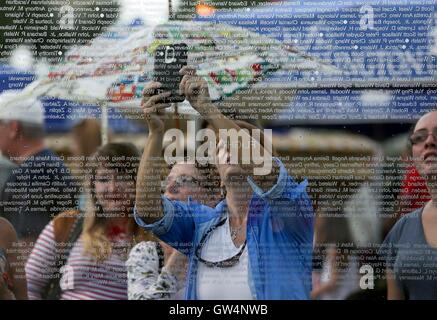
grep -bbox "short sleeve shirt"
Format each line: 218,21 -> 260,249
379,208 -> 437,299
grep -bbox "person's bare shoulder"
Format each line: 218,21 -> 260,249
0,218 -> 17,248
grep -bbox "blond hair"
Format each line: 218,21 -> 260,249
81,143 -> 155,262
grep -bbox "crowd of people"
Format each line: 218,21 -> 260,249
0,67 -> 436,300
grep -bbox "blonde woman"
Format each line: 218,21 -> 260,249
26,143 -> 152,300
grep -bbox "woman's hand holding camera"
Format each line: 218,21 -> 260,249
179,66 -> 213,116
141,82 -> 171,134
142,67 -> 216,133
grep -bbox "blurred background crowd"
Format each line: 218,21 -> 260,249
0,0 -> 436,300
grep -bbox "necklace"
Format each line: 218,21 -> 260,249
227,207 -> 247,241
230,224 -> 243,241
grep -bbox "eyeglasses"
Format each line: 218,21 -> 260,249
410,128 -> 437,145
195,217 -> 247,268
161,175 -> 200,192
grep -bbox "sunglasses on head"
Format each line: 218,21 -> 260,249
195,217 -> 246,268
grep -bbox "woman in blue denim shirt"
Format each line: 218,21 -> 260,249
134,67 -> 314,300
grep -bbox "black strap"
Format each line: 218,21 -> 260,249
42,215 -> 84,300
155,241 -> 165,273
195,217 -> 247,268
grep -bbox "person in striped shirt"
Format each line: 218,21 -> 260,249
25,143 -> 153,300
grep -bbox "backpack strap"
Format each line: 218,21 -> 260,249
53,210 -> 82,244
42,210 -> 83,300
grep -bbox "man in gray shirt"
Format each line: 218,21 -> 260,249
0,91 -> 78,243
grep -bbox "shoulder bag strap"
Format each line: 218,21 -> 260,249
43,213 -> 84,300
